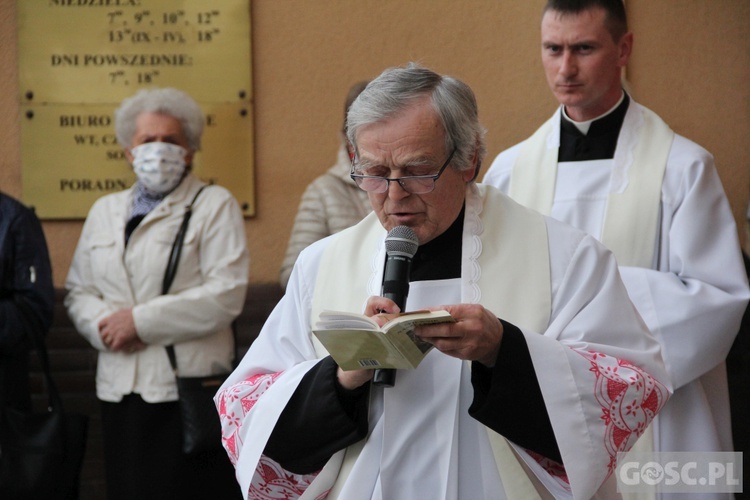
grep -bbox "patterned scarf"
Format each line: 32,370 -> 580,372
130,181 -> 166,219
125,182 -> 166,244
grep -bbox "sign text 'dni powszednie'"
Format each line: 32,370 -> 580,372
18,0 -> 254,219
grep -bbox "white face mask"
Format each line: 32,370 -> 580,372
131,142 -> 188,194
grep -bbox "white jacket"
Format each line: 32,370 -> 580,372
65,174 -> 250,403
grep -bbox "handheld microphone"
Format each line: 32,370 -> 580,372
373,225 -> 419,387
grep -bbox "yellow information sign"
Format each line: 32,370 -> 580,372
17,0 -> 254,219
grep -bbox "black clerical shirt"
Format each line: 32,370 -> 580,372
559,93 -> 629,162
264,208 -> 561,474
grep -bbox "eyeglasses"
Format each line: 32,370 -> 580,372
350,147 -> 457,194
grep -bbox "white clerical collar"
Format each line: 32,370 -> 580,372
562,91 -> 625,135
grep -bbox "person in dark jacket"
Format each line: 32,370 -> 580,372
0,192 -> 55,412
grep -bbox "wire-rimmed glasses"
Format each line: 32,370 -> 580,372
350,147 -> 457,194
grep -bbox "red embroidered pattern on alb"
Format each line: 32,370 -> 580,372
248,455 -> 321,500
216,372 -> 324,499
576,351 -> 668,473
216,372 -> 282,465
526,449 -> 570,486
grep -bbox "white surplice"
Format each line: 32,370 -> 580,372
217,184 -> 670,500
483,100 -> 750,499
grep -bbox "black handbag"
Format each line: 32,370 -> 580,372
163,186 -> 231,456
164,350 -> 228,456
0,297 -> 89,500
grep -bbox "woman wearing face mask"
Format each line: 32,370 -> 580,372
65,88 -> 249,500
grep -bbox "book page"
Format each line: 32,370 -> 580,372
383,310 -> 454,353
316,310 -> 380,330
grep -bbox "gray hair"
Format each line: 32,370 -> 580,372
346,63 -> 487,179
114,88 -> 204,151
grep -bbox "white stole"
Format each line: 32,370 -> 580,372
509,103 -> 673,499
307,184 -> 554,498
509,103 -> 674,268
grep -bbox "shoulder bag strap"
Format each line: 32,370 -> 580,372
164,185 -> 207,373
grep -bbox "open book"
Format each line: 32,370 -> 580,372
313,309 -> 455,371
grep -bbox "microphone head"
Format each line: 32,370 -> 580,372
385,226 -> 419,258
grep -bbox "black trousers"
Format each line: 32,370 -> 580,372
101,394 -> 242,500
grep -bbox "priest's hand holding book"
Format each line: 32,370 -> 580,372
415,303 -> 504,368
317,296 -> 504,390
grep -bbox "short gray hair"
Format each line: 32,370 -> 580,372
114,88 -> 204,151
346,63 -> 487,179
